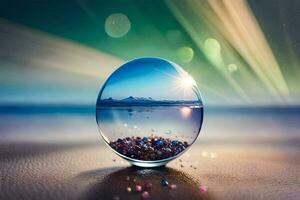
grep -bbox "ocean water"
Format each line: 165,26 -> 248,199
0,106 -> 299,148
96,106 -> 203,144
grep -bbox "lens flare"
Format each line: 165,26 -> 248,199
105,13 -> 131,38
179,75 -> 196,90
180,106 -> 192,118
177,46 -> 194,63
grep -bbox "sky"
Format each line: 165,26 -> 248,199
100,57 -> 198,101
0,0 -> 299,106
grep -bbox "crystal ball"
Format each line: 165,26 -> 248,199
96,57 -> 203,167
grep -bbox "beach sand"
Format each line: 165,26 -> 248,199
0,111 -> 299,200
0,141 -> 299,200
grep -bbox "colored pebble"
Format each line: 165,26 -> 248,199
135,184 -> 142,192
199,185 -> 208,193
109,136 -> 189,161
171,140 -> 178,145
155,139 -> 164,146
161,178 -> 169,186
170,184 -> 177,189
126,187 -> 132,193
141,191 -> 150,199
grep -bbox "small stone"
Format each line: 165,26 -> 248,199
155,139 -> 164,146
141,191 -> 150,199
109,136 -> 189,161
126,176 -> 130,181
165,147 -> 172,152
126,187 -> 132,193
161,178 -> 169,186
170,184 -> 177,189
199,185 -> 207,193
135,184 -> 142,192
171,140 -> 178,145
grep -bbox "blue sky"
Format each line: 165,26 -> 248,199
100,58 -> 198,101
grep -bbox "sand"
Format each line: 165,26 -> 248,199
0,111 -> 299,199
0,141 -> 299,200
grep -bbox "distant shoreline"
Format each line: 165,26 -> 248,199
97,101 -> 202,107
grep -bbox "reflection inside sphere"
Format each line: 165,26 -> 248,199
96,57 -> 203,167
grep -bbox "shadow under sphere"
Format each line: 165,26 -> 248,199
82,166 -> 211,200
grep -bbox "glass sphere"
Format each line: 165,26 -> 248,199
96,57 -> 203,167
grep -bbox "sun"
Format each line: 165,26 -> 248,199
179,75 -> 196,90
155,67 -> 197,100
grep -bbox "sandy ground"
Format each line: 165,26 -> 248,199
0,141 -> 299,200
0,111 -> 299,200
